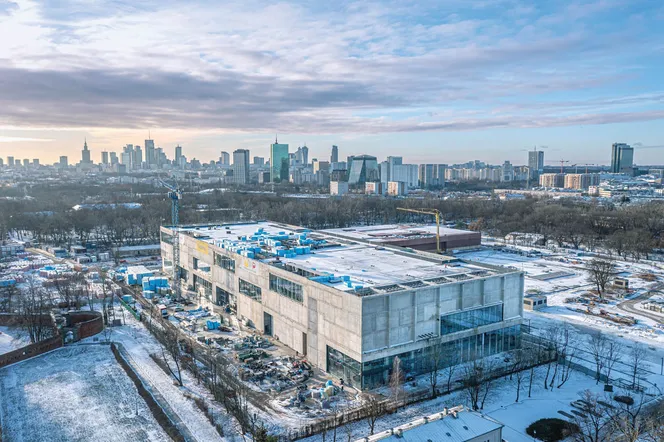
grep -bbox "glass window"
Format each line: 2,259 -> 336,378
215,286 -> 236,310
239,278 -> 262,302
269,273 -> 303,303
440,304 -> 503,335
161,231 -> 174,245
214,253 -> 235,273
327,346 -> 361,387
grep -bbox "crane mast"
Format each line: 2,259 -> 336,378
396,207 -> 443,253
161,179 -> 182,301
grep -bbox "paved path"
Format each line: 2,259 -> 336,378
616,283 -> 664,324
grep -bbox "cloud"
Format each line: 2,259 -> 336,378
0,0 -> 17,16
0,136 -> 53,142
0,0 -> 662,135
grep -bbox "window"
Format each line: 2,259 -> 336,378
214,253 -> 235,273
440,304 -> 503,335
269,273 -> 303,303
161,231 -> 174,245
216,286 -> 236,310
327,346 -> 361,387
239,278 -> 261,302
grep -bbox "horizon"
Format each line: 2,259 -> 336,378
1,0 -> 663,164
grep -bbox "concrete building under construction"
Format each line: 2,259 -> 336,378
160,222 -> 524,389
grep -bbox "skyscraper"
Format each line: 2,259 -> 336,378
270,139 -> 289,182
528,149 -> 544,178
418,164 -> 446,188
348,155 -> 379,185
610,143 -> 634,174
59,156 -> 68,168
175,145 -> 183,167
331,145 -> 339,163
7,156 -> 14,167
81,139 -> 91,164
301,145 -> 309,166
232,149 -> 250,185
253,156 -> 265,166
109,152 -> 118,165
101,151 -> 109,165
145,138 -> 155,167
220,151 -> 230,166
134,146 -> 143,169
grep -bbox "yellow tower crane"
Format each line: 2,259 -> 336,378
396,207 -> 444,253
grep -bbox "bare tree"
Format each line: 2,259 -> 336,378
364,395 -> 383,436
0,284 -> 18,313
427,342 -> 443,398
588,331 -> 608,384
389,356 -> 405,406
609,391 -> 648,442
571,390 -> 612,442
604,341 -> 622,383
158,325 -> 184,386
17,276 -> 54,343
462,356 -> 495,410
628,344 -> 647,391
585,259 -> 616,298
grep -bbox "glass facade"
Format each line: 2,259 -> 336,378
269,274 -> 303,303
216,286 -> 236,310
361,325 -> 521,389
193,274 -> 212,297
326,346 -> 362,387
440,304 -> 503,335
238,278 -> 262,302
214,253 -> 235,273
161,231 -> 174,245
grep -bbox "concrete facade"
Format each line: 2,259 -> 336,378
160,222 -> 524,389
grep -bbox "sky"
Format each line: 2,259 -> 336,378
0,0 -> 663,165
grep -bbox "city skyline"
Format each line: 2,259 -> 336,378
1,1 -> 663,163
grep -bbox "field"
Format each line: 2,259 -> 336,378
0,345 -> 169,442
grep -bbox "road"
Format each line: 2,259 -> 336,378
616,282 -> 664,324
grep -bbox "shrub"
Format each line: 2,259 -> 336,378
526,418 -> 579,442
614,395 -> 634,406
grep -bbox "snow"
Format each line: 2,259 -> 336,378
0,326 -> 28,354
101,312 -> 225,441
0,345 -> 169,442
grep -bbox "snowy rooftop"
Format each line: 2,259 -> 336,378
176,222 -> 513,293
356,406 -> 503,442
323,224 -> 477,242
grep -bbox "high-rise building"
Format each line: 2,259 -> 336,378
145,138 -> 155,167
81,139 -> 92,164
219,151 -> 230,166
392,164 -> 419,188
22,158 -> 29,167
418,164 -> 446,188
564,173 -> 601,190
380,156 -> 403,185
610,143 -> 634,174
232,149 -> 250,185
134,146 -> 143,169
270,140 -> 289,182
121,151 -> 132,168
175,144 -> 182,167
539,173 -> 565,188
32,159 -> 39,167
528,149 -> 544,178
331,145 -> 339,163
501,161 -> 514,182
312,159 -> 330,174
253,156 -> 265,166
101,151 -> 109,165
0,158 -> 3,167
301,145 -> 309,166
7,156 -> 14,167
59,156 -> 69,168
348,155 -> 379,185
110,152 -> 118,166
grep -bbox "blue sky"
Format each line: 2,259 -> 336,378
0,0 -> 663,165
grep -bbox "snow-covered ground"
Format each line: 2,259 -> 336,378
0,345 -> 169,442
300,363 -> 635,442
96,310 -> 226,441
0,326 -> 29,354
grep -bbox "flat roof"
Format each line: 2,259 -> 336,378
356,406 -> 503,442
323,224 -> 478,243
175,222 -> 513,294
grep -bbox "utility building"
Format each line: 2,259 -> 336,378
160,222 -> 524,389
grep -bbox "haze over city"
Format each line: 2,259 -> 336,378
1,0 -> 663,164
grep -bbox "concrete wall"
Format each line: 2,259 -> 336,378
166,230 -> 364,370
163,227 -> 523,374
361,272 -> 524,362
